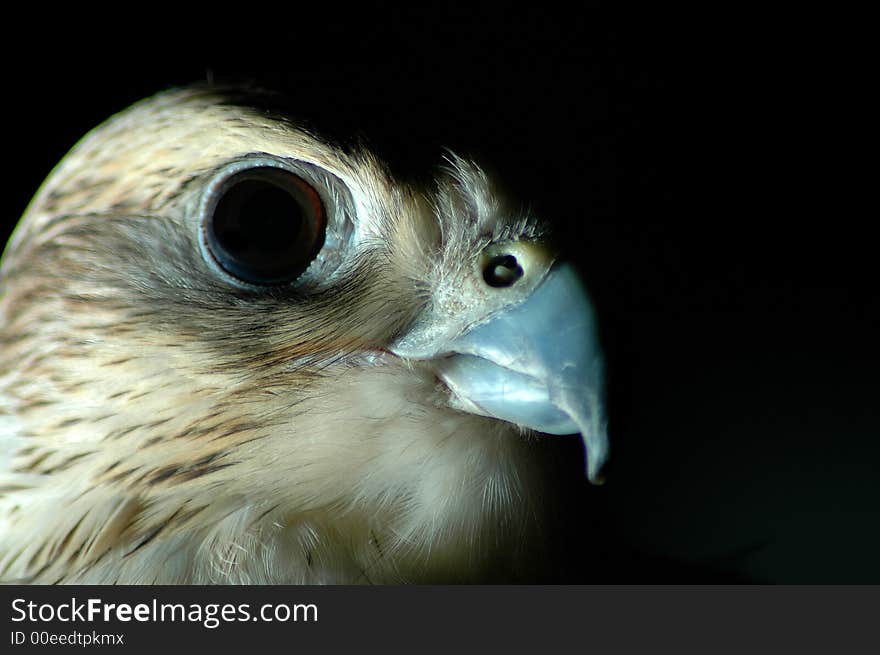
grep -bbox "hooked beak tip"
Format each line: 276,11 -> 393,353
580,418 -> 609,485
586,456 -> 608,485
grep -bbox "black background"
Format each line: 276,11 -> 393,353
1,12 -> 875,583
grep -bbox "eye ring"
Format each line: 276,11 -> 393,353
200,164 -> 326,286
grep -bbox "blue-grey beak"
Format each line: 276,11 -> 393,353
391,243 -> 608,484
433,263 -> 608,483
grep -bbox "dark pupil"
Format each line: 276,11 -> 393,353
211,178 -> 308,282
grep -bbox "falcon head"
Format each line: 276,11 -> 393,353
0,86 -> 607,583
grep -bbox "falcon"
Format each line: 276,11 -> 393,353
0,86 -> 607,583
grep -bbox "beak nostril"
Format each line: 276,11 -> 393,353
483,254 -> 524,288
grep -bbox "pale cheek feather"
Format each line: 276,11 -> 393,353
216,366 -> 542,584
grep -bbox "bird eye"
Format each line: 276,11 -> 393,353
202,166 -> 326,285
